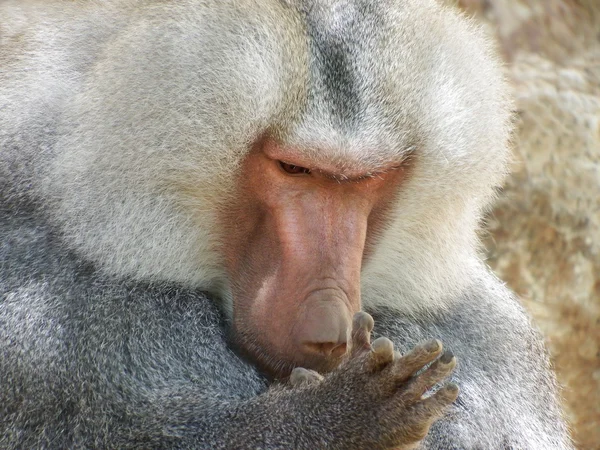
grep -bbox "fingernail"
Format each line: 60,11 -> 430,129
353,312 -> 374,331
445,383 -> 459,394
440,350 -> 454,364
424,339 -> 441,352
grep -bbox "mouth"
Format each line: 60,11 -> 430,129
229,329 -> 346,379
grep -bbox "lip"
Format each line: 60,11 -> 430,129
230,319 -> 349,378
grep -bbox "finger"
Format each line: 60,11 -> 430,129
350,312 -> 374,357
410,382 -> 460,421
393,339 -> 443,382
290,367 -> 324,387
394,383 -> 460,445
366,337 -> 395,372
402,351 -> 457,400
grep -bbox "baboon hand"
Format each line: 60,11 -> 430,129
289,312 -> 458,450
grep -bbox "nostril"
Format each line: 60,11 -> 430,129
303,341 -> 348,358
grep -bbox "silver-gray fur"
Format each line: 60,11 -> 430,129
1,0 -> 571,448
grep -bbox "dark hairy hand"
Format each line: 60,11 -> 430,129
289,312 -> 459,450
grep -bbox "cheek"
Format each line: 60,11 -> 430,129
363,167 -> 407,260
218,159 -> 275,272
364,195 -> 397,262
218,151 -> 305,278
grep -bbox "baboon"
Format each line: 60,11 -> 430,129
0,0 -> 571,448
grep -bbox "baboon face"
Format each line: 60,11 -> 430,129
221,138 -> 406,376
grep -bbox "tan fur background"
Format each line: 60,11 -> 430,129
445,1 -> 600,448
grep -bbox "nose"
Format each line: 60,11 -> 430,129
297,302 -> 351,359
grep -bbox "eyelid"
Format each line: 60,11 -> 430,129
279,160 -> 311,175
